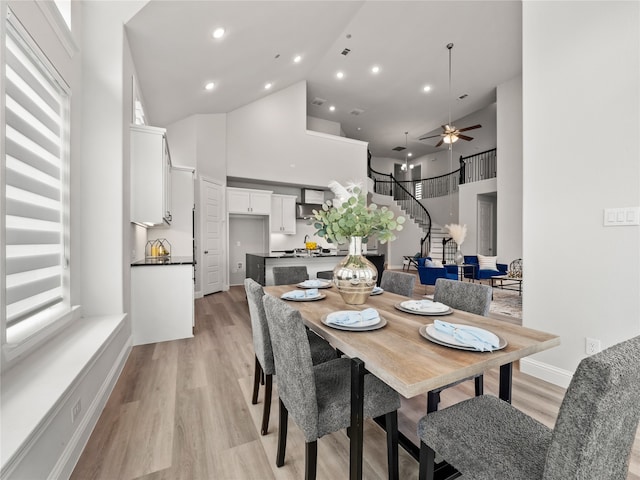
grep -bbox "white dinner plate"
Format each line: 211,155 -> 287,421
395,301 -> 453,316
322,312 -> 387,331
297,280 -> 332,289
280,292 -> 326,302
419,324 -> 507,351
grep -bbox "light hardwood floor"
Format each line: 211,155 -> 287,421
72,286 -> 640,479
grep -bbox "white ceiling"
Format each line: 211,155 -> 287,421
125,0 -> 522,161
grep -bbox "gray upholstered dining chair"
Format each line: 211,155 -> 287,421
272,265 -> 309,285
433,277 -> 492,315
417,335 -> 640,480
262,294 -> 401,480
429,278 -> 493,406
243,279 -> 336,436
380,270 -> 416,297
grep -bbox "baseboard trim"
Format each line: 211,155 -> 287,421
520,357 -> 573,389
49,336 -> 131,480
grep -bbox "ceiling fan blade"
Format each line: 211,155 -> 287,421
458,124 -> 482,132
419,133 -> 443,141
458,134 -> 474,141
435,139 -> 444,148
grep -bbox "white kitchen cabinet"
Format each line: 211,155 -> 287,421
271,194 -> 297,234
131,263 -> 194,345
131,125 -> 172,226
227,187 -> 272,215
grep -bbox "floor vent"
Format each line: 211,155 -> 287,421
341,48 -> 351,56
350,108 -> 365,116
311,97 -> 326,106
392,146 -> 406,151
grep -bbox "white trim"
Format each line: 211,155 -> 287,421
305,129 -> 369,146
35,1 -> 77,58
48,337 -> 131,480
520,357 -> 573,389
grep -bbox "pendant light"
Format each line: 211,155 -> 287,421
400,131 -> 409,171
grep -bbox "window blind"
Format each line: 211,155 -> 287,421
4,18 -> 68,328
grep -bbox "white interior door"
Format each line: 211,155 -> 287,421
201,178 -> 224,295
477,197 -> 496,256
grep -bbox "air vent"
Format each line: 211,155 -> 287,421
349,108 -> 365,116
311,97 -> 326,106
392,146 -> 406,152
458,93 -> 469,100
341,48 -> 351,56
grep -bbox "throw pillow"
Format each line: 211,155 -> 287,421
433,259 -> 444,268
425,259 -> 436,268
477,254 -> 498,271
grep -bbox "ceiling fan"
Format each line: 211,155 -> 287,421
419,43 -> 481,148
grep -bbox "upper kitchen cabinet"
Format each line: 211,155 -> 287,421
227,187 -> 272,215
271,194 -> 296,234
131,125 -> 172,226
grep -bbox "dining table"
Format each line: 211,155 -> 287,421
264,283 -> 560,480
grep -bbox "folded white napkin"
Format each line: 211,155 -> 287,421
283,288 -> 319,299
328,308 -> 379,326
434,320 -> 500,352
372,286 -> 383,294
403,300 -> 448,312
300,279 -> 324,287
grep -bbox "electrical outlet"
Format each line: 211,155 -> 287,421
237,262 -> 243,270
71,399 -> 82,423
585,337 -> 601,355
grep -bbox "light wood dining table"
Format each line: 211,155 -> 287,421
264,284 -> 560,480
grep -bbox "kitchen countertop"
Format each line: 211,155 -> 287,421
131,256 -> 194,266
248,252 -> 383,259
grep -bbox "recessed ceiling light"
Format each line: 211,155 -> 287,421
408,153 -> 413,157
212,27 -> 225,39
371,65 -> 380,74
423,85 -> 432,92
357,127 -> 362,131
264,82 -> 272,90
204,82 -> 215,91
336,71 -> 344,79
293,55 -> 302,63
329,105 -> 336,112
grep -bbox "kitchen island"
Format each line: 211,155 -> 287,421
246,252 -> 385,286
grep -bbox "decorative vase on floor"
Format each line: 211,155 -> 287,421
454,247 -> 464,265
333,236 -> 377,305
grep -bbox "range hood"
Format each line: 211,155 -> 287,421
296,203 -> 322,219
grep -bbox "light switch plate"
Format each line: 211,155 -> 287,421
604,207 -> 640,226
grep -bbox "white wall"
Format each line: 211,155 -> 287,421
166,115 -> 197,168
458,178 -> 498,259
522,1 -> 640,385
307,115 -> 342,136
496,75 -> 523,264
196,114 -> 227,182
227,81 -> 368,188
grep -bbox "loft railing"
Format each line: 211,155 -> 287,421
372,148 -> 497,201
368,164 -> 432,256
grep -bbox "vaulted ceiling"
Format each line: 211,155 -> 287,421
126,1 -> 521,161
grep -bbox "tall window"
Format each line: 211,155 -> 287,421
3,10 -> 71,343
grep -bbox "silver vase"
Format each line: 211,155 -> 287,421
333,236 -> 377,305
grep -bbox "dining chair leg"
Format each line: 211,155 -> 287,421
474,374 -> 484,396
350,358 -> 365,480
276,399 -> 288,467
385,411 -> 399,480
418,441 -> 435,480
261,374 -> 273,435
305,441 -> 318,480
251,356 -> 261,405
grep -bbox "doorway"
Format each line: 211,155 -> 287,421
200,177 -> 224,295
477,193 -> 497,256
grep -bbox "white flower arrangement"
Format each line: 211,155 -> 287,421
444,223 -> 467,246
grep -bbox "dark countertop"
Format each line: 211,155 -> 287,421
131,256 -> 194,266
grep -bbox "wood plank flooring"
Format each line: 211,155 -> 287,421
72,286 -> 640,479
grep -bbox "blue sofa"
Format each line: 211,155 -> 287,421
417,257 -> 459,286
463,255 -> 508,280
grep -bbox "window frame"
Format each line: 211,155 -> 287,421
1,6 -> 77,363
